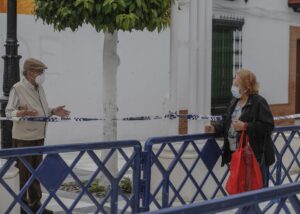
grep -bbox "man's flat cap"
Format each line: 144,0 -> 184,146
23,58 -> 48,71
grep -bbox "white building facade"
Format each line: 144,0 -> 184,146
0,0 -> 299,145
213,0 -> 300,122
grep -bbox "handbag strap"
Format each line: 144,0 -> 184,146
237,123 -> 249,150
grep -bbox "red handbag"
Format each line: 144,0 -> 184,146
226,128 -> 263,195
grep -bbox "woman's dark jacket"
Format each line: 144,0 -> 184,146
214,94 -> 275,167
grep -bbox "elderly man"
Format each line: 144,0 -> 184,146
6,58 -> 70,214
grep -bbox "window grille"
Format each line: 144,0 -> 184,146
211,17 -> 244,116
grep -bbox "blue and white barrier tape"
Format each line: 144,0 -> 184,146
1,112 -> 300,122
1,112 -> 222,122
273,114 -> 300,121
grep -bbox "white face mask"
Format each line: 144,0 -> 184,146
231,85 -> 241,98
35,73 -> 46,85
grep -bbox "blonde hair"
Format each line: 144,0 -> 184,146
236,69 -> 259,94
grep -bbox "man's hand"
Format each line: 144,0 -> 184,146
52,105 -> 70,118
17,105 -> 38,117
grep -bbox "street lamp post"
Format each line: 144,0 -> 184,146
1,0 -> 21,149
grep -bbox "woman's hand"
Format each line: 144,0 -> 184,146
232,120 -> 246,131
205,125 -> 215,133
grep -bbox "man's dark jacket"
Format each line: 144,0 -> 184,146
214,94 -> 275,167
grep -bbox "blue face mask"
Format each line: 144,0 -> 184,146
231,85 -> 241,98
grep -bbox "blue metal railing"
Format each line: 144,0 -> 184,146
146,181 -> 300,214
0,140 -> 142,214
271,126 -> 300,185
141,126 -> 300,212
0,126 -> 299,213
142,133 -> 225,211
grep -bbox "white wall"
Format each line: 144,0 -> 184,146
0,14 -> 170,144
2,0 -> 300,145
243,16 -> 289,104
213,0 -> 300,105
168,0 -> 212,134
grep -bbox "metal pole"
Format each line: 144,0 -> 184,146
1,0 -> 21,148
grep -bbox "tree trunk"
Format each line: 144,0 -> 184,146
101,31 -> 119,186
168,1 -> 179,135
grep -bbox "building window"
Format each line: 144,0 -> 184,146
289,0 -> 300,12
211,17 -> 244,116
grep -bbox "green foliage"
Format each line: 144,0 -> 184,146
81,179 -> 106,197
60,180 -> 106,197
34,0 -> 171,33
119,177 -> 132,194
60,177 -> 132,197
87,181 -> 106,197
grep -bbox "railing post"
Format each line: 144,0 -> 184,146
141,145 -> 152,212
132,146 -> 142,213
162,173 -> 170,208
111,179 -> 118,214
275,157 -> 282,186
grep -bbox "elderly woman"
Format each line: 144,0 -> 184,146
205,69 -> 275,187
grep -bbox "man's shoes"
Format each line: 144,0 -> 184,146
21,208 -> 53,214
42,209 -> 53,214
31,204 -> 54,214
